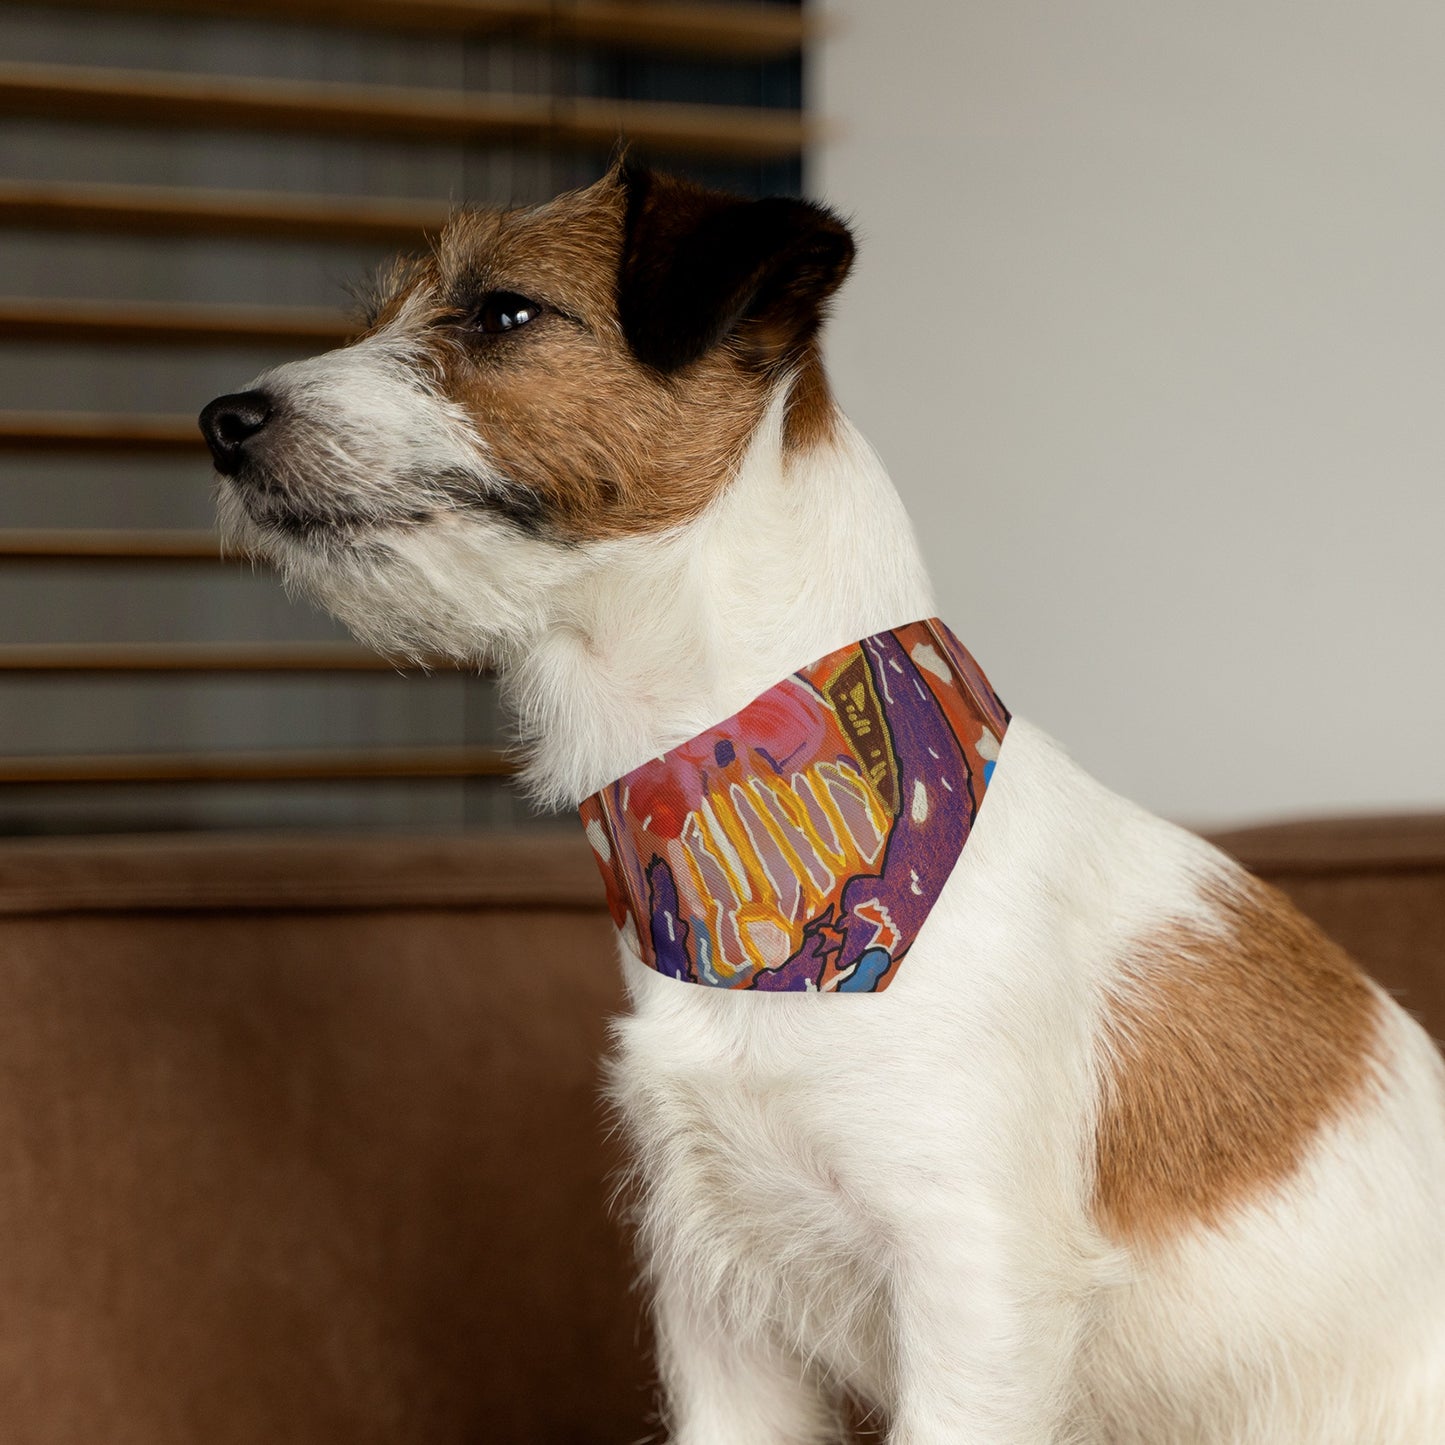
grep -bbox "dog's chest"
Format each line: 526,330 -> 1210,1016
612,989 -> 894,1387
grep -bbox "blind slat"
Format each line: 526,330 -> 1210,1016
0,643 -> 411,672
0,412 -> 200,451
0,61 -> 812,161
0,745 -> 514,783
0,529 -> 222,560
0,180 -> 447,244
0,0 -> 810,59
0,297 -> 352,347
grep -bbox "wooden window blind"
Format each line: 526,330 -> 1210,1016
0,0 -> 808,834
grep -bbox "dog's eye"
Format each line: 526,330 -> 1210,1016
471,291 -> 543,335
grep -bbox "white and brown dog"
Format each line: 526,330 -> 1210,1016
201,163 -> 1445,1444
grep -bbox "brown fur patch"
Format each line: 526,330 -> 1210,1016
365,176 -> 783,541
1094,873 -> 1382,1246
782,343 -> 840,454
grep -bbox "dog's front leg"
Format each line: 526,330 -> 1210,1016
883,1204 -> 1088,1445
653,1273 -> 843,1445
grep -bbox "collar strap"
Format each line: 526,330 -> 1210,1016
579,619 -> 1008,993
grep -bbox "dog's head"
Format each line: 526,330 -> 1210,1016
200,163 -> 854,663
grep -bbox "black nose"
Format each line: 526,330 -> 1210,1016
199,390 -> 273,475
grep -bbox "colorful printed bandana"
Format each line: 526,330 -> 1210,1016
578,620 -> 1009,994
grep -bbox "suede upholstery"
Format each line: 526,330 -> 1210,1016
0,818 -> 1440,1442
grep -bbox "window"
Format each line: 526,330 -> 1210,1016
0,0 -> 807,834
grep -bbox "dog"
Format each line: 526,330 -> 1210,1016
200,161 -> 1445,1443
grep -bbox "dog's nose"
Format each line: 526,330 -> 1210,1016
199,390 -> 273,475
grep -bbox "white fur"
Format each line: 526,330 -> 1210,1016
221,343 -> 1445,1444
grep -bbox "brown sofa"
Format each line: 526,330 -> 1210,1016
0,817 -> 1440,1443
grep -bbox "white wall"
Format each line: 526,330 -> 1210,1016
814,0 -> 1445,827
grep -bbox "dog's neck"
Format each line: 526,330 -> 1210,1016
503,393 -> 937,809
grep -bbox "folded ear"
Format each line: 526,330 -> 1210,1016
617,162 -> 855,375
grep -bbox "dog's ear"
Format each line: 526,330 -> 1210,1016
616,162 -> 855,375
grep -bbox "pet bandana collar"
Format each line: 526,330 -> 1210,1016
579,620 -> 1009,994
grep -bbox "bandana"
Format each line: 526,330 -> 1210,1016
578,620 -> 1008,993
